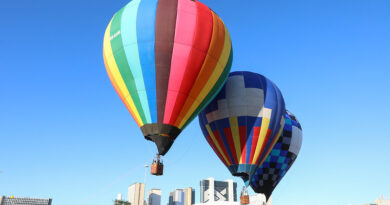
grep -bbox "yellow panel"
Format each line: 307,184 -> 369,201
206,124 -> 231,166
257,116 -> 285,166
229,117 -> 242,164
252,117 -> 270,164
103,20 -> 143,126
177,23 -> 232,128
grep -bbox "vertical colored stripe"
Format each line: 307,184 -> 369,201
229,117 -> 242,163
177,19 -> 232,128
257,117 -> 285,165
249,126 -> 261,163
206,134 -> 229,167
239,126 -> 247,164
258,129 -> 272,165
206,124 -> 231,166
214,129 -> 234,165
174,12 -> 226,127
110,5 -> 148,124
224,127 -> 238,164
103,19 -> 142,126
165,0 -> 213,125
252,117 -> 271,164
163,0 -> 198,124
136,0 -> 158,123
245,118 -> 256,164
182,49 -> 232,129
154,0 -> 179,123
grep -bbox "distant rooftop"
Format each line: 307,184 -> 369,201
0,196 -> 52,205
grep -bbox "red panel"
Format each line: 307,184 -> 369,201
214,130 -> 233,165
256,129 -> 273,165
164,0 -> 213,124
206,134 -> 228,167
249,126 -> 261,163
224,127 -> 238,164
239,126 -> 247,164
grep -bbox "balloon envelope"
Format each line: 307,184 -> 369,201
198,71 -> 285,185
250,110 -> 303,199
103,0 -> 233,155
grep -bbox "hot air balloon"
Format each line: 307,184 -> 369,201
198,71 -> 286,189
250,110 -> 303,200
103,0 -> 233,175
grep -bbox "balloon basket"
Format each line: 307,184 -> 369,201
151,155 -> 164,176
240,195 -> 250,204
240,186 -> 250,204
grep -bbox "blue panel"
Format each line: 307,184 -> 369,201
243,71 -> 261,89
204,99 -> 219,114
277,157 -> 286,164
229,71 -> 244,77
237,116 -> 247,126
245,116 -> 256,163
218,118 -> 231,129
215,83 -> 226,100
136,0 -> 158,122
198,115 -> 209,138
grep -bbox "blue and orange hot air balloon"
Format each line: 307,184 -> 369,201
250,110 -> 303,200
103,0 -> 233,167
198,71 -> 286,185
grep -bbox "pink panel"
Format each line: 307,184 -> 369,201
163,0 -> 197,124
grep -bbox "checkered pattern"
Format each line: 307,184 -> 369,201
250,111 -> 302,199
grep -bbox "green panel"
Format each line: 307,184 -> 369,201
110,6 -> 148,124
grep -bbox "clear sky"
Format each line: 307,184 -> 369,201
1,0 -> 390,205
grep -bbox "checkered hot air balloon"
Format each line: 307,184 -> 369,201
250,110 -> 303,200
198,71 -> 286,185
103,0 -> 233,157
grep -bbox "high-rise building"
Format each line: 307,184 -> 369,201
200,178 -> 237,203
128,183 -> 145,205
147,189 -> 161,205
0,196 -> 52,205
168,187 -> 195,205
374,195 -> 390,205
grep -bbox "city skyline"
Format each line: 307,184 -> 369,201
1,0 -> 389,205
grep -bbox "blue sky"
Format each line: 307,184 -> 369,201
1,0 -> 390,205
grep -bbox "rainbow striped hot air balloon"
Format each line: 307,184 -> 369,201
198,71 -> 285,185
103,0 -> 233,156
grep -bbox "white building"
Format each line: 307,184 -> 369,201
147,189 -> 161,205
249,194 -> 272,205
128,183 -> 145,205
374,195 -> 390,205
168,188 -> 195,205
200,178 -> 237,203
194,194 -> 271,205
194,202 -> 238,205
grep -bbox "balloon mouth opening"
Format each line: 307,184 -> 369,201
141,124 -> 181,156
233,173 -> 250,186
233,172 -> 250,179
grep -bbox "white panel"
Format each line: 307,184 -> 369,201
205,75 -> 266,122
258,108 -> 272,119
289,126 -> 303,155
